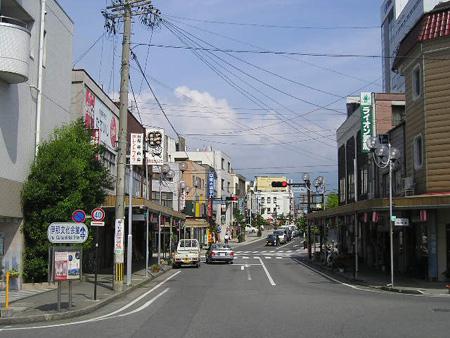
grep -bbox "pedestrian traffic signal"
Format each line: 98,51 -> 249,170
271,181 -> 288,187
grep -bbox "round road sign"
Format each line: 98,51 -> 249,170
72,210 -> 86,223
91,208 -> 105,222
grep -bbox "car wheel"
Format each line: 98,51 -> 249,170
229,260 -> 233,264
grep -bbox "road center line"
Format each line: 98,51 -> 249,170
256,257 -> 276,286
247,269 -> 252,281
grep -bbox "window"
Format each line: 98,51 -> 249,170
261,197 -> 265,204
392,105 -> 405,127
412,64 -> 422,100
221,179 -> 225,191
221,158 -> 225,169
228,162 -> 231,173
273,197 -> 277,204
227,181 -> 230,193
267,197 -> 271,204
414,134 -> 423,170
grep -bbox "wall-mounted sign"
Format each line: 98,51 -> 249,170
360,92 -> 374,153
146,128 -> 165,165
84,86 -> 118,152
395,218 -> 410,227
130,133 -> 144,165
208,171 -> 215,198
48,223 -> 89,243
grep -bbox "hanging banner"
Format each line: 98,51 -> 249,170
130,133 -> 144,165
84,86 -> 118,152
114,218 -> 125,263
360,92 -> 374,153
146,128 -> 165,165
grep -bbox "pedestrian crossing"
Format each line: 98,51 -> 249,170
232,249 -> 305,261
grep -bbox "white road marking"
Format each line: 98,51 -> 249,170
247,269 -> 252,281
278,250 -> 284,253
264,256 -> 272,260
243,256 -> 249,259
241,266 -> 244,271
276,242 -> 292,250
232,264 -> 261,266
0,288 -> 171,331
253,256 -> 259,259
286,250 -> 292,253
276,257 -> 283,260
256,257 -> 276,286
269,251 -> 275,253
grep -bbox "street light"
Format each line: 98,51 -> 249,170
366,136 -> 400,288
303,173 -> 326,260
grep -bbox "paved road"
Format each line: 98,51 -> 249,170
2,237 -> 450,338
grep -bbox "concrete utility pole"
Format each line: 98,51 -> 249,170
103,0 -> 161,290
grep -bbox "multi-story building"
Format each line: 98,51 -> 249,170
309,0 -> 450,281
174,147 -> 234,238
254,176 -> 293,222
381,0 -> 441,92
0,0 -> 73,280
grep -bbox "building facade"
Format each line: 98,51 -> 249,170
254,176 -> 293,222
381,0 -> 441,92
0,0 -> 73,281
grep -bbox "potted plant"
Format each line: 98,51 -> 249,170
7,269 -> 21,290
151,264 -> 160,273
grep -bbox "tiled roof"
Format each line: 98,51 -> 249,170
393,1 -> 450,70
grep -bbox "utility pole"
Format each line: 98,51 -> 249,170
307,182 -> 312,260
102,0 -> 161,290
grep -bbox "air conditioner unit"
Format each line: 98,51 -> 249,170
403,177 -> 415,196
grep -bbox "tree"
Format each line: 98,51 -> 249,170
326,192 -> 339,209
21,119 -> 112,282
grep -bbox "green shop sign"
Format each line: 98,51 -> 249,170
360,92 -> 373,153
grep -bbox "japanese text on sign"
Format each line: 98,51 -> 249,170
360,92 -> 374,153
48,223 -> 89,243
130,133 -> 144,165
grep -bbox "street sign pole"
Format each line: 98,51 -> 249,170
94,226 -> 99,300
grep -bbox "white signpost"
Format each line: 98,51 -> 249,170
47,222 -> 89,244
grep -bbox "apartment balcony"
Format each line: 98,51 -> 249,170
0,16 -> 30,84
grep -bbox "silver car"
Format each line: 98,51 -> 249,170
206,243 -> 235,264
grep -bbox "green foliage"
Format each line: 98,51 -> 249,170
326,192 -> 339,209
21,119 -> 112,282
296,216 -> 307,233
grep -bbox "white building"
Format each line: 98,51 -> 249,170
0,0 -> 73,281
174,147 -> 234,236
253,177 -> 293,221
381,0 -> 442,92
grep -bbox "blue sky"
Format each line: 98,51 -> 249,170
59,0 -> 383,191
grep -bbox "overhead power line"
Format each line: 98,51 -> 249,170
134,43 -> 450,61
165,14 -> 380,30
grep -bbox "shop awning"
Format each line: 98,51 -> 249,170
185,218 -> 209,228
102,195 -> 186,220
306,193 -> 450,220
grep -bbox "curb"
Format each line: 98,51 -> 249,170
295,258 -> 448,297
0,267 -> 172,326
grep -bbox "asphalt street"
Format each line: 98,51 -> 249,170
1,237 -> 450,338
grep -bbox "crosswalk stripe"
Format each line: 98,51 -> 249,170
265,257 -> 271,259
278,250 -> 284,253
243,256 -> 249,259
276,257 -> 283,259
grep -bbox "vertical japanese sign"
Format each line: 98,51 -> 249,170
114,219 -> 125,263
208,171 -> 215,198
130,133 -> 144,165
360,92 -> 374,153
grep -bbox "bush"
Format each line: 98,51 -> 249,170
151,264 -> 161,273
21,120 -> 112,282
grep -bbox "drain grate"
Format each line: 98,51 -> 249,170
433,308 -> 450,312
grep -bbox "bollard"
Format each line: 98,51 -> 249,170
4,271 -> 10,309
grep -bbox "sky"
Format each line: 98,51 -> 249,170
58,0 -> 383,191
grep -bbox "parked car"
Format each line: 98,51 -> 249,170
273,230 -> 287,244
266,233 -> 278,246
173,239 -> 201,268
206,243 -> 234,264
245,225 -> 257,233
292,229 -> 300,238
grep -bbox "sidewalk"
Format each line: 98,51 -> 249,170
296,246 -> 450,297
0,266 -> 171,325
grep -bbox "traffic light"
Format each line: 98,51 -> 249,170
225,195 -> 238,201
271,181 -> 288,188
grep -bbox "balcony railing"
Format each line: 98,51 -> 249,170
0,15 -> 31,84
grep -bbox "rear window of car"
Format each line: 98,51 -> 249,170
179,239 -> 198,248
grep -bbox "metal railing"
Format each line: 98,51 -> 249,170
0,15 -> 29,30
